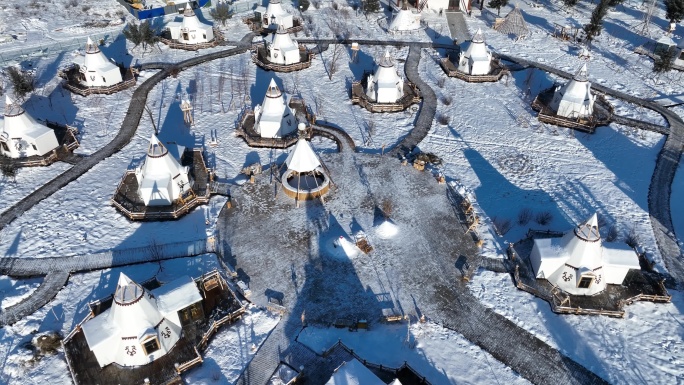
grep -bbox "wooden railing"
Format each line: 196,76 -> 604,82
159,28 -> 224,51
351,81 -> 421,113
63,71 -> 137,97
251,43 -> 314,73
439,58 -> 509,83
175,347 -> 203,373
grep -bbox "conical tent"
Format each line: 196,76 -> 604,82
255,78 -> 298,138
548,64 -> 596,119
0,95 -> 59,158
79,37 -> 123,87
366,50 -> 404,103
135,135 -> 191,206
325,359 -> 387,385
166,6 -> 214,44
529,213 -> 640,296
265,0 -> 294,29
285,137 -> 322,173
267,26 -> 300,65
494,6 -> 529,38
388,7 -> 422,32
458,28 -> 493,75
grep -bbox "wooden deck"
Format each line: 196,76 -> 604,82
63,271 -> 245,385
439,57 -> 509,82
252,43 -> 314,72
159,28 -> 224,51
62,68 -> 137,96
235,98 -> 313,149
0,121 -> 79,167
350,77 -> 421,113
111,149 -> 213,220
531,87 -> 613,133
510,236 -> 671,318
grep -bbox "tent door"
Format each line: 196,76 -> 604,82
183,32 -> 189,40
448,0 -> 459,10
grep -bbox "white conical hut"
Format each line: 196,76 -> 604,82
134,135 -> 191,206
73,37 -> 123,88
266,26 -> 301,65
366,50 -> 404,104
548,64 -> 596,119
0,96 -> 59,158
167,6 -> 214,45
264,0 -> 293,29
457,28 -> 493,76
81,273 -> 202,368
493,5 -> 529,39
530,214 -> 641,296
282,135 -> 330,201
388,5 -> 422,33
254,79 -> 298,138
325,359 -> 393,385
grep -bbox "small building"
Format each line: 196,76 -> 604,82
267,26 -> 301,66
254,79 -> 301,138
80,273 -> 202,368
388,5 -> 423,34
135,135 -> 192,207
548,64 -> 596,119
281,133 -> 330,201
166,6 -> 214,45
74,37 -> 123,88
0,96 -> 59,159
256,0 -> 294,30
530,214 -> 641,296
326,359 -> 396,385
366,50 -> 404,104
493,5 -> 529,39
457,28 -> 492,76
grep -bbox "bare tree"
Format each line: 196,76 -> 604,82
147,238 -> 165,274
326,43 -> 344,80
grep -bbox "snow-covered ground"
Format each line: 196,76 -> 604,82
1,0 -> 684,384
0,254 -> 279,385
0,276 -> 43,309
298,322 -> 530,385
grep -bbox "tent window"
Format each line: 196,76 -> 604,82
2,142 -> 10,152
577,276 -> 593,289
203,34 -> 206,39
142,337 -> 160,355
32,144 -> 37,151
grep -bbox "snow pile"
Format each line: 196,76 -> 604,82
374,219 -> 398,239
325,235 -> 360,259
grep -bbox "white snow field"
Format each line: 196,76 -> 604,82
0,0 -> 683,384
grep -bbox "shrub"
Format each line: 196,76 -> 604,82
517,207 -> 532,226
624,226 -> 640,248
300,0 -> 310,11
6,66 -> 35,100
493,217 -> 512,236
605,225 -> 618,242
535,211 -> 553,226
440,94 -> 453,105
437,113 -> 450,125
210,2 -> 233,26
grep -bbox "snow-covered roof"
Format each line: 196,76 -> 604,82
1,95 -> 55,142
388,8 -> 422,32
269,26 -> 297,51
464,28 -> 490,61
136,135 -> 190,206
152,275 -> 202,315
261,78 -> 286,119
266,0 -> 289,18
285,138 -> 322,173
562,214 -> 602,270
325,359 -> 386,385
373,50 -> 402,87
656,35 -> 676,47
82,37 -> 119,74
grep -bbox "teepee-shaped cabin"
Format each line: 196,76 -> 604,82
264,0 -> 293,29
135,135 -> 191,206
167,6 -> 214,45
326,359 -> 394,385
457,28 -> 493,76
366,51 -> 405,104
548,64 -> 596,119
81,273 -> 202,368
0,96 -> 59,158
493,5 -> 529,39
530,214 -> 640,296
266,26 -> 301,65
73,37 -> 123,88
388,5 -> 422,33
254,79 -> 299,138
282,133 -> 330,201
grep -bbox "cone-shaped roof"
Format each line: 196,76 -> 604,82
85,36 -> 100,54
574,213 -> 600,242
562,213 -> 603,269
147,134 -> 169,158
183,5 -> 195,17
389,7 -> 422,32
494,5 -> 529,38
285,138 -> 322,173
378,49 -> 394,67
472,28 -> 485,44
114,273 -> 147,305
573,63 -> 589,82
4,95 -> 24,117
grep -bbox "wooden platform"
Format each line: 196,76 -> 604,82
252,43 -> 314,73
159,28 -> 224,51
439,57 -> 509,83
235,98 -> 313,149
0,121 -> 79,167
63,271 -> 245,385
62,68 -> 137,97
111,149 -> 213,220
531,87 -> 613,133
510,236 -> 671,318
350,77 -> 421,113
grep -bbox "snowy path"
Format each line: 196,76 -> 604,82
497,53 -> 684,288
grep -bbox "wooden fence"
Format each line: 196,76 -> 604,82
350,81 -> 421,113
159,28 -> 224,51
439,58 -> 509,83
251,43 -> 314,72
62,69 -> 137,96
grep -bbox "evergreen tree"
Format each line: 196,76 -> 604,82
665,0 -> 684,23
210,2 -> 233,26
607,0 -> 624,7
6,67 -> 34,101
123,21 -> 159,52
562,0 -> 579,8
488,0 -> 509,15
653,47 -> 675,73
584,0 -> 610,45
299,0 -> 310,11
